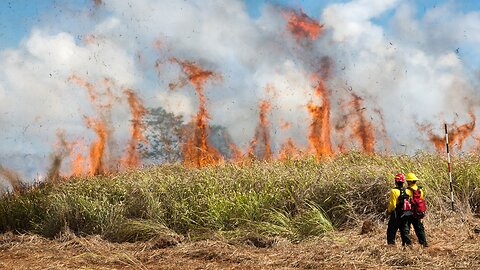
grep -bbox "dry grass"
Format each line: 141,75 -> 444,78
1,152 -> 480,269
1,215 -> 479,270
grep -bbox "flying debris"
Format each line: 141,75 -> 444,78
1,1 -> 479,180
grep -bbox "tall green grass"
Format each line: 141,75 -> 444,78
0,152 -> 479,242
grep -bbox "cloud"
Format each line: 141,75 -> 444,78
322,0 -> 479,149
1,0 -> 480,178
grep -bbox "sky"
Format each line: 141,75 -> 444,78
1,0 -> 480,180
1,1 -> 479,74
2,0 -> 480,49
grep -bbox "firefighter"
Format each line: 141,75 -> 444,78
403,172 -> 428,247
386,173 -> 410,245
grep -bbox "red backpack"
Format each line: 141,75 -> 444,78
408,187 -> 426,219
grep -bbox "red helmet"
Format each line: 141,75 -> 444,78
394,173 -> 405,183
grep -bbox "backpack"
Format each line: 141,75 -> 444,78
395,187 -> 412,216
408,187 -> 427,219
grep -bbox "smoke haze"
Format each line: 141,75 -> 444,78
0,0 -> 479,179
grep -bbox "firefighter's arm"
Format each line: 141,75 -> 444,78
387,189 -> 398,213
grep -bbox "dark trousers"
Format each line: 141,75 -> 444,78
386,212 -> 409,245
403,216 -> 427,246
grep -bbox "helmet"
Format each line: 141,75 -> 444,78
394,173 -> 405,183
405,172 -> 419,182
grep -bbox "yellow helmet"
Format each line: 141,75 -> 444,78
405,172 -> 419,182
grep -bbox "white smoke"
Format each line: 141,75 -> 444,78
0,0 -> 479,179
323,0 -> 479,150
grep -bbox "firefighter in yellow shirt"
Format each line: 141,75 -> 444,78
386,173 -> 410,245
403,173 -> 428,247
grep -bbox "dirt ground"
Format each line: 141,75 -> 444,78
1,216 -> 479,270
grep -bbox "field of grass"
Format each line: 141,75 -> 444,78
1,152 -> 479,244
2,152 -> 480,269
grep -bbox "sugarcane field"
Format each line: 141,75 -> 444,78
1,0 -> 480,269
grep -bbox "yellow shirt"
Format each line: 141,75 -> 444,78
406,184 -> 424,199
387,188 -> 401,213
388,184 -> 425,213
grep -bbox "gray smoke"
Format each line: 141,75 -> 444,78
0,0 -> 479,180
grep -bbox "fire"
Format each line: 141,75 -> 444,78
307,74 -> 333,159
122,89 -> 147,169
229,143 -> 243,161
278,138 -> 302,160
86,117 -> 108,175
427,112 -> 476,151
68,75 -> 119,175
170,58 -> 222,167
285,10 -> 324,41
68,74 -> 97,103
248,100 -> 273,161
70,142 -> 86,176
31,6 -> 476,177
348,94 -> 376,153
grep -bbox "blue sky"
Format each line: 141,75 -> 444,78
1,0 -> 480,50
0,0 -> 92,49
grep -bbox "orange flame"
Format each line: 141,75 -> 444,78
68,75 -> 119,175
122,89 -> 147,169
349,94 -> 375,153
427,112 -> 476,151
70,143 -> 86,176
285,10 -> 324,41
86,117 -> 108,175
278,138 -> 302,160
307,74 -> 333,159
229,143 -> 243,161
68,74 -> 97,103
248,100 -> 273,160
171,58 -> 222,167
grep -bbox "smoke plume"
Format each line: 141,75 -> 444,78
0,0 -> 479,180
